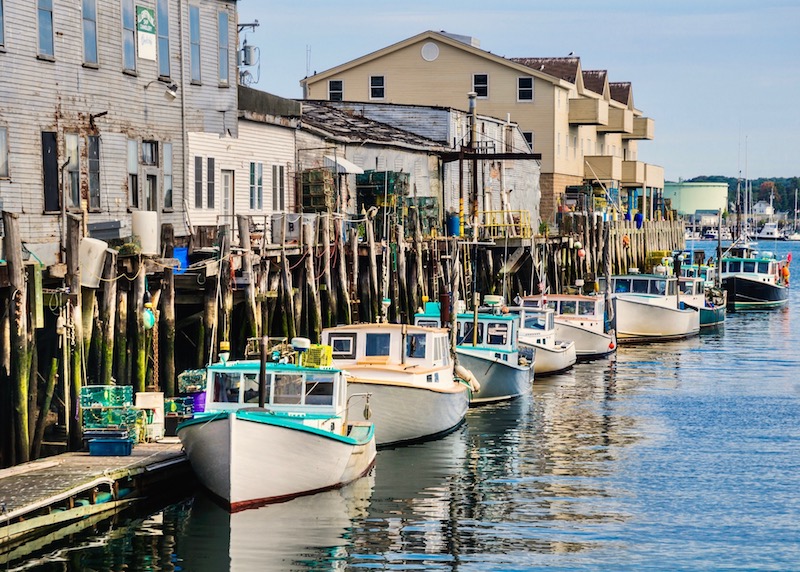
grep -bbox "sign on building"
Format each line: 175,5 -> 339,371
136,6 -> 156,61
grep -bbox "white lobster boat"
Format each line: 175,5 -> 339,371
514,306 -> 577,375
177,340 -> 376,512
414,301 -> 534,405
604,273 -> 700,343
322,323 -> 471,447
518,294 -> 616,361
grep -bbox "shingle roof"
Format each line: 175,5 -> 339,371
609,82 -> 632,105
582,70 -> 607,95
300,101 -> 443,149
510,57 -> 580,83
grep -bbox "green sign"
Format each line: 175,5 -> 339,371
136,7 -> 156,34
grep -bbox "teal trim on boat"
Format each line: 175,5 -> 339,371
177,409 -> 373,446
456,345 -> 515,354
205,361 -> 342,375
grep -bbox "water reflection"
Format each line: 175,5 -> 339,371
180,475 -> 374,571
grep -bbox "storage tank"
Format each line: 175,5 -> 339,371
79,237 -> 109,288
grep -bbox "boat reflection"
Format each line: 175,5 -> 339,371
180,473 -> 374,571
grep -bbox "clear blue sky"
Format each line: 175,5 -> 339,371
236,0 -> 799,182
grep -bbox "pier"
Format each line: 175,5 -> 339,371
0,441 -> 187,554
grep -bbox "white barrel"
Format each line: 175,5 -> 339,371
132,211 -> 159,255
79,237 -> 108,288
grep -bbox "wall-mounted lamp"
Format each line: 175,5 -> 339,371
145,79 -> 179,102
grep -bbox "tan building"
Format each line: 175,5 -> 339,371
300,30 -> 664,224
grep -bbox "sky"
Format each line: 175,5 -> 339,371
236,0 -> 800,182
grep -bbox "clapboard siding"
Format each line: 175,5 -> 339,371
186,118 -> 298,230
0,0 -> 238,250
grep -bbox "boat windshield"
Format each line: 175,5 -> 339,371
560,301 -> 577,315
578,301 -> 596,316
365,333 -> 391,357
304,373 -> 335,406
486,323 -> 510,345
458,321 -> 484,345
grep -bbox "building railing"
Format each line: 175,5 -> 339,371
479,210 -> 533,240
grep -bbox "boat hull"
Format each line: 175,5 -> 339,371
178,411 -> 376,512
554,321 -> 616,360
722,275 -> 788,310
456,349 -> 533,404
614,297 -> 700,343
518,339 -> 577,375
346,380 -> 469,447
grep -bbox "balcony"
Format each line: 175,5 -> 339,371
584,155 -> 622,182
645,164 -> 664,188
621,161 -> 646,187
568,97 -> 609,126
597,108 -> 633,134
622,117 -> 655,140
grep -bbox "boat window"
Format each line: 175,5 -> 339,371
439,338 -> 450,365
561,301 -> 577,315
242,372 -> 268,404
546,300 -> 557,310
273,373 -> 303,404
524,314 -> 546,330
632,279 -> 649,294
727,260 -> 740,272
758,262 -> 770,274
304,373 -> 334,406
329,333 -> 356,359
214,372 -> 240,403
406,333 -> 427,359
680,281 -> 693,295
486,323 -> 509,345
458,322 -> 483,345
365,333 -> 391,356
743,261 -> 756,273
416,319 -> 439,328
614,279 -> 631,293
578,301 -> 595,316
521,298 -> 539,308
650,280 -> 667,295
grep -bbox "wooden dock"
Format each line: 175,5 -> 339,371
0,440 -> 188,552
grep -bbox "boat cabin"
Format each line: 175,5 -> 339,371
720,255 -> 782,284
414,302 -> 521,359
521,295 -> 606,321
601,274 -> 678,297
321,323 -> 451,369
203,360 -> 346,416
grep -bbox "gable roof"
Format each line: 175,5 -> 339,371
300,101 -> 445,151
581,70 -> 608,97
609,82 -> 633,107
301,30 -> 574,90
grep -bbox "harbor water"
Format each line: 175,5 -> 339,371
8,241 -> 800,571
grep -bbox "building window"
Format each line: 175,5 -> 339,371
38,0 -> 54,57
121,0 -> 136,71
249,162 -> 262,210
163,142 -> 173,209
523,132 -> 533,151
145,174 -> 157,211
473,74 -> 488,98
518,77 -> 533,101
82,0 -> 98,64
189,5 -> 201,83
194,156 -> 203,208
0,0 -> 5,48
88,135 -> 100,209
65,133 -> 80,208
218,11 -> 229,84
557,133 -> 561,156
0,127 -> 8,178
272,165 -> 285,211
128,139 -> 139,208
369,76 -> 384,99
42,132 -> 59,212
207,157 -> 215,208
328,80 -> 343,101
573,136 -> 577,158
157,0 -> 170,77
142,140 -> 158,166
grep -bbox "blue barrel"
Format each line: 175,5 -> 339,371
174,247 -> 189,274
446,213 -> 461,236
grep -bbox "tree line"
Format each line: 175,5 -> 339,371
687,176 -> 800,214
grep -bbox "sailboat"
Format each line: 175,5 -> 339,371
784,188 -> 800,241
756,191 -> 780,241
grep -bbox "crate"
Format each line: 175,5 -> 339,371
302,344 -> 333,368
80,385 -> 133,408
89,438 -> 133,456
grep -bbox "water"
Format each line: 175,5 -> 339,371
8,241 -> 800,571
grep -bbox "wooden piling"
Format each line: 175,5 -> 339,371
132,254 -> 146,394
4,211 -> 31,463
303,218 -> 322,340
237,215 -> 259,343
160,225 -> 176,397
100,249 -> 117,385
321,213 -> 336,327
66,214 -> 84,451
334,216 -> 351,325
365,213 -> 379,322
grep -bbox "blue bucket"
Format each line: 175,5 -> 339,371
174,247 -> 189,274
446,213 -> 461,237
